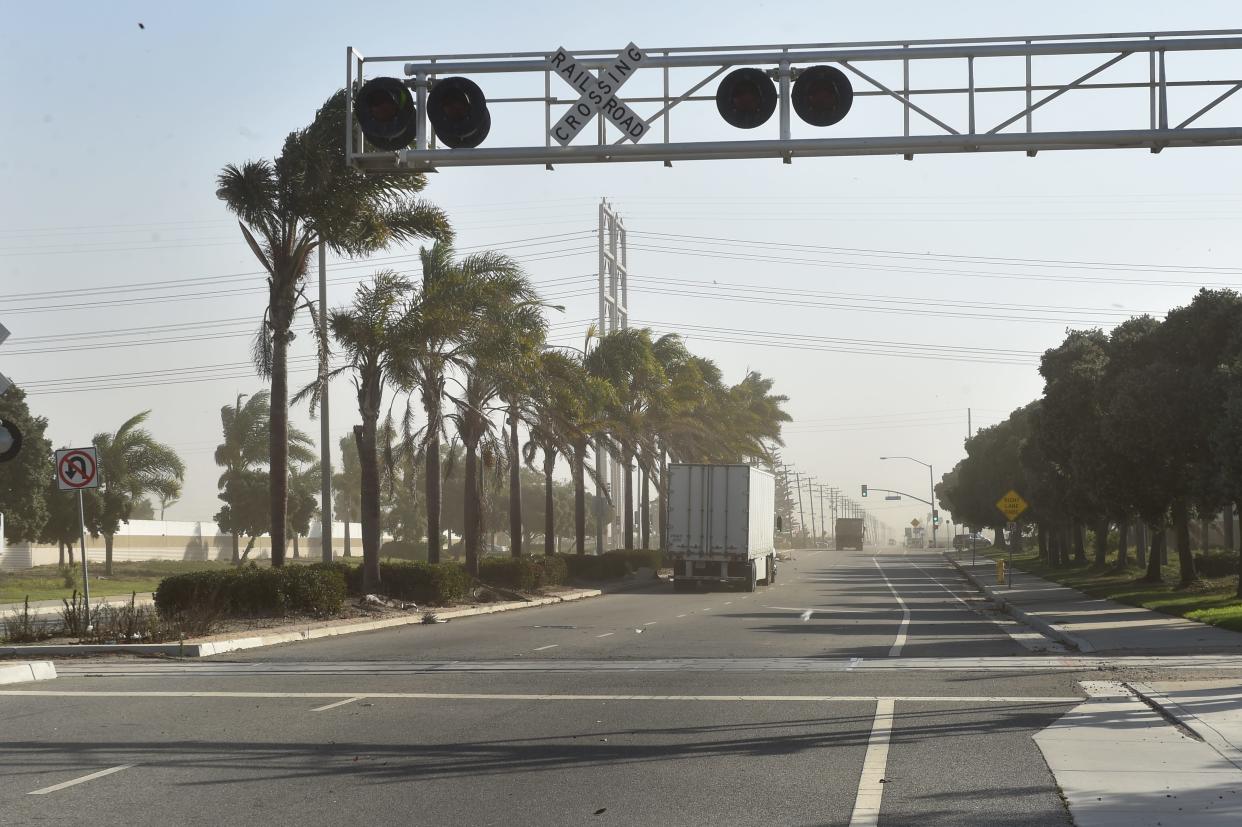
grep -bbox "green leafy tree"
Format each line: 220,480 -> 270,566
91,411 -> 185,575
216,90 -> 450,566
334,434 -> 362,558
215,470 -> 272,561
287,461 -> 321,558
214,391 -> 313,563
0,387 -> 53,543
299,270 -> 412,590
391,242 -> 527,564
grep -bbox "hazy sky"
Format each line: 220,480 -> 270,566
3,1 -> 1241,537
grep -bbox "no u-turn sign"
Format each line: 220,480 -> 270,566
56,446 -> 100,491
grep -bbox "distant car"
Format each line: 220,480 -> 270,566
952,533 -> 991,551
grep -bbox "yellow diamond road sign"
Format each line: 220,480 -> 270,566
996,490 -> 1028,521
910,518 -> 920,528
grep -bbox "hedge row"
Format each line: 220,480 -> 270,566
479,556 -> 569,591
558,549 -> 664,581
1195,550 -> 1240,578
154,564 -> 347,619
319,560 -> 473,606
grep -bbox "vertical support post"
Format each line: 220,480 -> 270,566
902,46 -> 912,161
778,57 -> 792,163
596,199 -> 608,553
1149,37 -> 1157,130
345,48 -> 356,164
1008,521 -> 1017,588
663,52 -> 671,166
77,489 -> 92,629
415,72 -> 429,151
929,465 -> 937,549
806,477 -> 817,542
1158,50 -> 1169,129
967,56 -> 976,135
319,242 -> 333,563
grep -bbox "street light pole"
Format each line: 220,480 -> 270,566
880,455 -> 938,548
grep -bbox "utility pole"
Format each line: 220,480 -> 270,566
967,407 -> 972,442
805,475 -> 818,542
318,243 -> 333,563
817,485 -> 828,542
596,198 -> 628,552
785,465 -> 806,544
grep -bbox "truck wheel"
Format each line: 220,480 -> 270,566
746,561 -> 758,592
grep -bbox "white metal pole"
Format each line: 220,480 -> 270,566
77,488 -> 92,628
319,242 -> 333,563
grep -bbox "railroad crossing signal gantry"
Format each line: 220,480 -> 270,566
346,29 -> 1242,171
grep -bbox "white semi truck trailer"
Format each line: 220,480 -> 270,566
665,463 -> 777,592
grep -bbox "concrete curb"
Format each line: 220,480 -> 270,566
1127,681 -> 1242,772
0,588 -> 602,659
0,661 -> 57,684
942,553 -> 1095,653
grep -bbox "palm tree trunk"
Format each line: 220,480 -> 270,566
1144,526 -> 1165,582
424,399 -> 442,565
1173,498 -> 1196,585
343,518 -> 352,557
1093,518 -> 1109,568
623,444 -> 635,551
231,530 -> 240,564
269,325 -> 290,568
573,442 -> 586,555
355,421 -> 382,592
640,462 -> 650,550
104,533 -> 114,576
658,447 -> 668,552
1235,500 -> 1242,598
508,403 -> 522,559
463,439 -> 481,577
544,448 -> 556,557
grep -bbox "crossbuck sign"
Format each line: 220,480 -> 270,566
547,43 -> 651,146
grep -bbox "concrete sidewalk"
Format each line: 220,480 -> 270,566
946,552 -> 1242,654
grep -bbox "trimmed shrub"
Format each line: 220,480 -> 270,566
154,564 -> 346,619
557,550 -> 662,581
1195,550 -> 1240,579
376,562 -> 473,606
380,540 -> 428,562
479,556 -> 568,591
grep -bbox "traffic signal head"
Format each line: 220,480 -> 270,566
0,418 -> 21,463
932,511 -> 941,526
355,77 -> 419,151
716,68 -> 777,129
861,484 -> 868,498
792,65 -> 853,126
427,76 -> 491,148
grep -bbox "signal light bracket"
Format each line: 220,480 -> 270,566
345,30 -> 1242,171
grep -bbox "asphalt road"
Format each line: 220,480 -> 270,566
0,547 -> 1157,826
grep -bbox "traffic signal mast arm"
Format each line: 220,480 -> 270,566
863,487 -> 934,506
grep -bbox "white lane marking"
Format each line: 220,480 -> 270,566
533,644 -> 559,651
643,622 -> 658,626
29,764 -> 135,795
849,699 -> 896,826
311,697 -> 361,712
676,614 -> 687,618
595,632 -> 615,638
724,601 -> 733,605
0,690 -> 1080,703
874,559 -> 910,657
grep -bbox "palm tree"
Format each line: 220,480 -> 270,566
444,271 -> 546,575
216,90 -> 450,566
93,412 -> 185,575
214,391 -> 314,563
298,270 -> 412,590
393,242 -> 538,564
525,347 -> 615,555
333,434 -> 362,558
586,329 -> 670,551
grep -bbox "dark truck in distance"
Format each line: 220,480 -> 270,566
835,517 -> 865,550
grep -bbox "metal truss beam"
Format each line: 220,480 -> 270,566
345,30 -> 1242,171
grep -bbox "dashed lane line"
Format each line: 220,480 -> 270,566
311,697 -> 361,712
533,644 -> 559,651
873,559 -> 910,657
28,765 -> 135,795
595,632 -> 615,638
849,699 -> 895,826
